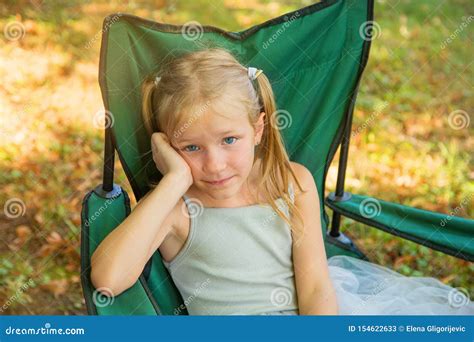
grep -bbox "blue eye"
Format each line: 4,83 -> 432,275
224,137 -> 238,145
183,145 -> 199,152
182,137 -> 238,152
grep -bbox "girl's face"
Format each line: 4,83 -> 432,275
172,109 -> 265,205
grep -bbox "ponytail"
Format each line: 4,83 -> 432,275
254,72 -> 307,244
141,77 -> 158,136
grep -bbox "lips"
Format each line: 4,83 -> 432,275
205,176 -> 233,185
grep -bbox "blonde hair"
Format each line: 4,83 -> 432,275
141,48 -> 306,242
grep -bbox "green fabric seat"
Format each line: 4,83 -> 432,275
81,0 -> 472,315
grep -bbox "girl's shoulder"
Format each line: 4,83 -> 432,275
288,161 -> 313,196
289,161 -> 308,177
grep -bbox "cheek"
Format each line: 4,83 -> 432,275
178,152 -> 198,172
230,144 -> 255,169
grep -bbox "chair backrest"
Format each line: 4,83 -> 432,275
98,0 -> 373,314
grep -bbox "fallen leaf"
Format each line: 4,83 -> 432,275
394,255 -> 415,269
40,279 -> 68,298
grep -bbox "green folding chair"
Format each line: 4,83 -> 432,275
80,0 -> 473,315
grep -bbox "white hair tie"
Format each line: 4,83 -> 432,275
248,67 -> 263,81
154,76 -> 161,87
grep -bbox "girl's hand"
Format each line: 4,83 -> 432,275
151,132 -> 193,188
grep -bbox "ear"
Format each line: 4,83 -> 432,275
254,112 -> 266,144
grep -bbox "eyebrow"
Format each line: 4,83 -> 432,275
179,130 -> 237,143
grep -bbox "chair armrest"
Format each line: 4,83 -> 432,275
81,184 -> 161,315
325,192 -> 474,261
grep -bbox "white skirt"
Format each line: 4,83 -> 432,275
327,255 -> 474,315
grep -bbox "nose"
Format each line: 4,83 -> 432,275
203,148 -> 227,175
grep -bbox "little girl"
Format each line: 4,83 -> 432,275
91,48 -> 473,315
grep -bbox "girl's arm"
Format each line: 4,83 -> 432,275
90,173 -> 189,296
290,162 -> 338,315
91,132 -> 192,296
